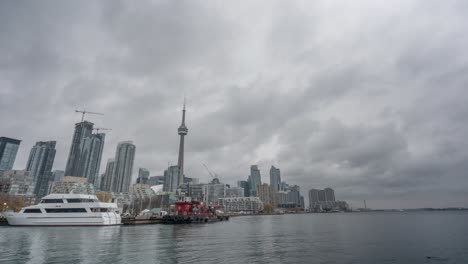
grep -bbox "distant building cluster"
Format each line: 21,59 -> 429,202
1,113 -> 136,203
308,188 -> 349,212
49,176 -> 95,195
1,103 -> 348,215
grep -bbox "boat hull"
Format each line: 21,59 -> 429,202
5,212 -> 121,226
121,216 -> 162,225
162,215 -> 229,224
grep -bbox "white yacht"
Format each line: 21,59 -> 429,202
5,194 -> 121,226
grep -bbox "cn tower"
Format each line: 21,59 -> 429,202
177,100 -> 188,180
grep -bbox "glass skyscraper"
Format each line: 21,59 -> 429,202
65,121 -> 94,176
0,137 -> 21,171
269,166 -> 281,192
248,165 -> 262,197
100,158 -> 115,192
26,141 -> 56,198
78,133 -> 105,185
110,141 -> 135,193
163,165 -> 181,193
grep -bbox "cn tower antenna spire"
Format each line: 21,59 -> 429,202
182,96 -> 186,124
177,98 -> 188,184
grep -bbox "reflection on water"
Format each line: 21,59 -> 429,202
1,212 -> 468,264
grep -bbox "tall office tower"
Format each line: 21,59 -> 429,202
281,181 -> 289,191
248,165 -> 262,197
177,101 -> 188,180
99,173 -> 106,191
65,121 -> 94,176
0,137 -> 21,171
110,141 -> 135,193
324,187 -> 335,202
287,185 -> 301,207
257,183 -> 276,207
237,180 -> 250,197
137,168 -> 150,184
101,159 -> 115,192
269,166 -> 281,192
78,133 -> 105,185
318,189 -> 326,202
26,141 -> 56,198
148,175 -> 165,186
308,189 -> 320,206
163,165 -> 181,192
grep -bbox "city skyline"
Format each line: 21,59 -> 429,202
2,1 -> 468,209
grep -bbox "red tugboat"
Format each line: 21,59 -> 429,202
162,199 -> 229,224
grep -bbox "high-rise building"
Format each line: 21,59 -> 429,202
276,191 -> 288,207
281,181 -> 289,192
287,185 -> 301,207
257,183 -> 276,207
65,121 -> 94,176
237,180 -> 250,197
248,165 -> 262,196
26,141 -> 56,198
100,159 -> 115,192
324,187 -> 335,202
308,187 -> 348,212
163,165 -> 181,192
269,166 -> 281,192
78,133 -> 105,185
318,189 -> 326,202
0,137 -> 21,171
98,173 -> 106,191
110,141 -> 135,193
148,175 -> 165,186
52,170 -> 65,182
308,189 -> 320,205
177,101 -> 188,179
137,168 -> 150,184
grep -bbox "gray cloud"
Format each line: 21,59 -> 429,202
1,0 -> 468,209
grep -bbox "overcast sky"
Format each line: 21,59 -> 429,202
1,0 -> 468,209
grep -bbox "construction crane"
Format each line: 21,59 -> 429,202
202,163 -> 216,178
93,127 -> 112,133
202,163 -> 219,179
75,109 -> 104,122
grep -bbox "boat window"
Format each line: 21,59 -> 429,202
66,199 -> 96,203
41,199 -> 64,203
23,209 -> 42,213
45,208 -> 87,213
91,208 -> 109,212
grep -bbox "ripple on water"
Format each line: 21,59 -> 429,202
1,212 -> 468,264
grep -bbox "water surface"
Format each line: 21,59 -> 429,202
1,212 -> 467,264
